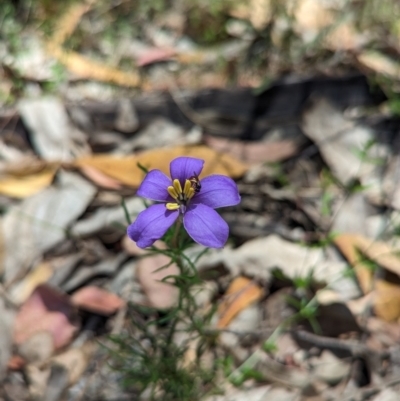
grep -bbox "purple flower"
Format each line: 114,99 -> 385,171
127,157 -> 241,248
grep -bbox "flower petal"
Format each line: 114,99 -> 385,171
184,204 -> 228,248
170,157 -> 204,185
137,170 -> 172,202
192,175 -> 240,209
127,204 -> 178,248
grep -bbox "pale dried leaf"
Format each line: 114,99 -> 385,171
137,254 -> 179,309
3,171 -> 96,284
18,98 -> 90,162
71,197 -> 144,237
301,98 -> 387,188
50,342 -> 95,384
357,51 -> 400,79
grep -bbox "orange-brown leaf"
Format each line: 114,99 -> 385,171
217,276 -> 264,328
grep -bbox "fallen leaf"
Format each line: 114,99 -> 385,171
301,98 -> 387,188
357,51 -> 400,79
205,135 -> 298,164
137,254 -> 179,309
335,233 -> 400,291
71,197 -> 145,237
3,171 -> 96,284
217,276 -> 264,328
74,145 -> 248,187
71,286 -> 125,316
294,0 -> 333,42
13,285 -> 79,351
79,165 -> 123,190
325,22 -> 363,51
136,47 -> 176,66
18,97 -> 90,162
9,261 -> 54,304
0,166 -> 57,198
374,280 -> 400,322
334,233 -> 400,322
50,342 -> 95,385
250,0 -> 272,30
334,234 -> 375,294
49,48 -> 140,87
49,2 -> 92,48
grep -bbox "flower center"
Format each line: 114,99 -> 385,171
166,179 -> 195,213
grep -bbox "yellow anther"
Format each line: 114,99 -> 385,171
183,179 -> 192,197
187,187 -> 195,199
173,179 -> 182,194
167,186 -> 178,199
166,203 -> 180,210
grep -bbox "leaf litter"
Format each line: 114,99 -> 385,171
3,0 -> 400,400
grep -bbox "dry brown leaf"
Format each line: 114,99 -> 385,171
334,234 -> 374,294
49,2 -> 92,48
74,145 -> 248,187
357,51 -> 400,79
0,166 -> 57,198
217,276 -> 264,328
374,280 -> 400,322
14,285 -> 79,350
79,165 -> 122,190
335,233 -> 400,279
335,233 -> 400,322
48,48 -> 141,87
71,286 -> 125,316
205,136 -> 298,164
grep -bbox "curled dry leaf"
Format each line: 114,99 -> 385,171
74,145 -> 248,187
217,276 -> 264,328
71,286 -> 125,316
13,285 -> 79,352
